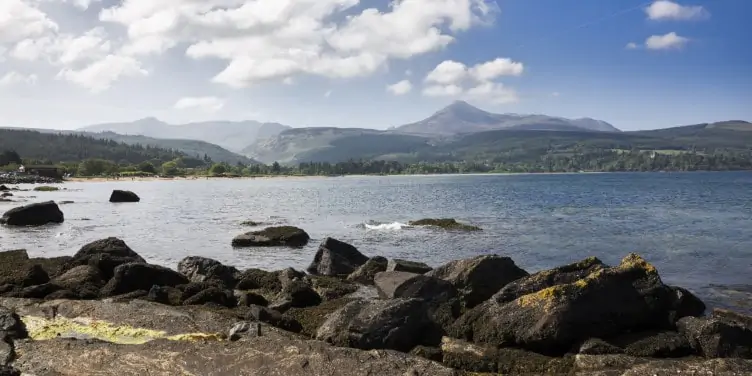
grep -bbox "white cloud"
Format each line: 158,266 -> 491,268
422,84 -> 463,97
387,80 -> 412,95
465,82 -> 517,104
425,60 -> 467,85
57,54 -> 148,93
625,42 -> 639,50
645,32 -> 689,50
645,1 -> 709,21
0,0 -> 59,44
174,96 -> 225,112
469,58 -> 523,81
0,71 -> 38,86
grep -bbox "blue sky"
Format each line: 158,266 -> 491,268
0,0 -> 749,131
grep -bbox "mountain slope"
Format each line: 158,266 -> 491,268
79,119 -> 291,152
394,100 -> 620,135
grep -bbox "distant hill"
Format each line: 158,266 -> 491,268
0,129 -> 186,165
79,118 -> 291,152
394,100 -> 620,135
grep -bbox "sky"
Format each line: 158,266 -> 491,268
0,0 -> 750,131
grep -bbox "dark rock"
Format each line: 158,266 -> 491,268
316,298 -> 430,352
177,256 -> 239,288
11,283 -> 63,299
386,259 -> 432,274
607,330 -> 692,358
30,256 -> 72,279
310,276 -> 358,301
678,309 -> 752,358
307,238 -> 368,276
276,267 -> 305,286
102,290 -> 148,303
427,254 -> 529,308
666,286 -> 707,322
0,365 -> 20,376
52,265 -> 105,299
182,287 -> 237,308
450,253 -> 681,355
0,186 -> 8,191
231,226 -> 310,248
0,201 -> 63,226
44,290 -> 77,300
239,220 -> 263,226
146,285 -> 183,306
578,338 -> 623,355
285,298 -> 355,338
0,193 -> 11,197
235,268 -> 282,291
495,256 -> 605,304
346,256 -> 387,285
409,218 -> 482,231
409,346 -> 443,362
236,292 -> 268,307
179,281 -> 226,301
101,263 -> 189,297
277,280 -> 321,309
440,337 -> 574,374
57,200 -> 74,205
0,307 -> 27,339
70,238 -> 146,280
0,336 -> 13,366
268,299 -> 293,314
238,305 -> 303,333
373,271 -> 421,298
0,250 -> 51,288
109,190 -> 140,203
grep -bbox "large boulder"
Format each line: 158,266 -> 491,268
0,201 -> 63,226
386,259 -> 432,274
0,250 -> 49,288
309,276 -> 359,301
494,256 -> 605,304
274,280 -> 322,309
0,307 -> 28,340
101,263 -> 189,297
232,226 -> 310,248
347,256 -> 387,285
109,190 -> 140,203
678,309 -> 752,358
177,256 -> 239,289
427,255 -> 529,308
449,253 -> 686,355
316,298 -> 430,352
69,238 -> 146,279
51,265 -> 105,299
182,287 -> 237,308
235,268 -> 282,291
306,238 -> 368,276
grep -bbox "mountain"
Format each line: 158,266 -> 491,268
79,118 -> 291,152
394,100 -> 620,135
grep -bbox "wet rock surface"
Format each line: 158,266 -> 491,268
109,190 -> 140,203
307,238 -> 368,276
386,258 -> 432,274
0,201 -> 64,226
232,226 -> 310,248
346,256 -> 387,285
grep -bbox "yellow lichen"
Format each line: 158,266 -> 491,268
619,253 -> 657,274
22,316 -> 223,344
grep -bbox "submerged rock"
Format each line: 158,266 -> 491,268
177,256 -> 239,289
232,226 -> 310,248
307,238 -> 368,276
409,218 -> 481,231
347,256 -> 388,285
0,201 -> 63,226
386,259 -> 432,274
109,190 -> 140,203
427,255 -> 529,308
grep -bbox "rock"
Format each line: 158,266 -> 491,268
32,186 -> 59,192
44,290 -> 77,300
103,290 -> 149,303
0,186 -> 8,191
0,250 -> 52,288
346,256 -> 388,285
178,281 -> 226,301
228,321 -> 260,341
678,309 -> 752,358
495,256 -> 605,304
101,263 -> 190,297
235,268 -> 282,291
147,286 -> 183,306
30,256 -> 72,279
177,256 -> 239,289
52,265 -> 105,299
573,354 -> 752,375
608,330 -> 692,358
285,298 -> 355,338
386,259 -> 432,274
578,338 -> 623,355
0,201 -> 63,226
11,283 -> 63,299
238,305 -> 303,333
182,287 -> 237,308
276,280 -> 321,309
57,200 -> 74,205
309,276 -> 359,301
0,336 -> 13,366
440,337 -> 574,374
409,218 -> 482,231
666,285 -> 706,322
236,292 -> 269,307
232,226 -> 310,248
240,220 -> 263,226
70,237 -> 146,279
0,307 -> 27,339
427,254 -> 529,308
0,365 -> 20,376
409,346 -> 443,362
306,238 -> 368,276
109,190 -> 140,203
316,298 -> 430,352
449,253 -> 682,355
0,193 -> 11,197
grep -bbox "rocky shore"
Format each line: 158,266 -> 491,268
0,232 -> 750,375
0,175 -> 61,186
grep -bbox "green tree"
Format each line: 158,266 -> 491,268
0,150 -> 22,166
209,163 -> 227,175
138,161 -> 157,174
161,161 -> 179,175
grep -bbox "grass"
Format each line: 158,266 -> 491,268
33,186 -> 60,192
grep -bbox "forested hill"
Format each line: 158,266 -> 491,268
0,129 -> 187,165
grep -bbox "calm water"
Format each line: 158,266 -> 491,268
1,172 -> 751,312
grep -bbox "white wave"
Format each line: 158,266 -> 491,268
364,221 -> 410,231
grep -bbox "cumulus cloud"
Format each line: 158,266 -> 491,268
0,0 -> 58,44
386,80 -> 412,95
422,56 -> 523,103
625,42 -> 639,50
0,71 -> 38,86
57,54 -> 148,93
174,96 -> 225,112
645,32 -> 690,50
422,84 -> 463,97
645,1 -> 709,21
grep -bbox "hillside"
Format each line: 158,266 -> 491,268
79,118 -> 291,152
0,129 -> 186,165
394,100 -> 620,135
